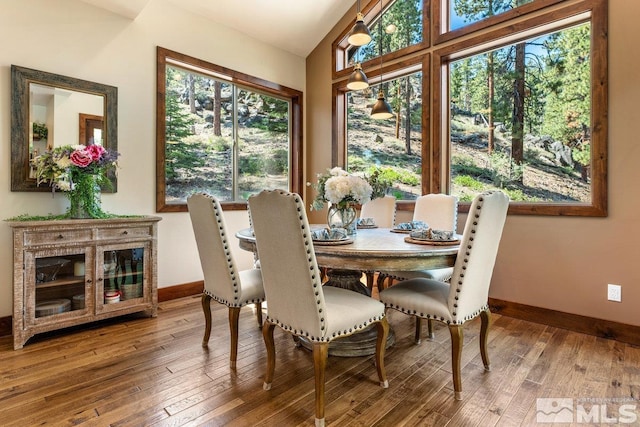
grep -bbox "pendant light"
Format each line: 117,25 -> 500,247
348,0 -> 372,46
370,0 -> 393,119
347,62 -> 369,90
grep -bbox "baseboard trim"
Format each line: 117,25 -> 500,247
489,297 -> 640,346
2,291 -> 637,344
0,281 -> 205,338
158,281 -> 203,302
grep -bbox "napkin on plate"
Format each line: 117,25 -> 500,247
409,228 -> 455,241
357,217 -> 376,226
396,220 -> 429,230
312,228 -> 347,241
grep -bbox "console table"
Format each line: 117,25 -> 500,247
8,216 -> 161,349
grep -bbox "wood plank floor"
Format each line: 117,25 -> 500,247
0,295 -> 638,426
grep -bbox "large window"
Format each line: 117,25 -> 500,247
156,47 -> 303,212
333,0 -> 607,216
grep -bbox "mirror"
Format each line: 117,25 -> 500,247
11,65 -> 118,192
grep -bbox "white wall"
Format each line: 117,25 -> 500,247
0,0 -> 306,317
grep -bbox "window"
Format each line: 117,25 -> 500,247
156,47 -> 303,212
346,70 -> 424,200
333,0 -> 607,216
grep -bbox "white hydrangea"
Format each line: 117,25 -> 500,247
324,174 -> 372,206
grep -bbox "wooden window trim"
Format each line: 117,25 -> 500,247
156,47 -> 303,212
333,0 -> 431,79
433,0 -> 608,216
331,0 -> 608,217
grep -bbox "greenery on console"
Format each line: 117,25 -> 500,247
5,213 -> 143,222
32,144 -> 119,219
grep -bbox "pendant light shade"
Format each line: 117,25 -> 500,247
348,0 -> 371,47
347,63 -> 369,91
371,90 -> 394,119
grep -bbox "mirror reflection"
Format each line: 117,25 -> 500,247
28,83 -> 105,179
11,65 -> 118,192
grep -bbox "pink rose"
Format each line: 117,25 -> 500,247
70,149 -> 93,167
86,144 -> 105,161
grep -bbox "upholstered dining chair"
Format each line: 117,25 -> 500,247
381,194 -> 458,298
187,193 -> 265,369
360,195 -> 397,228
379,190 -> 509,400
359,195 -> 397,290
248,189 -> 389,427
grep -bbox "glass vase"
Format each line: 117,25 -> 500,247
67,174 -> 103,219
327,204 -> 357,235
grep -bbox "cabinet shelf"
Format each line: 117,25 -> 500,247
35,276 -> 85,289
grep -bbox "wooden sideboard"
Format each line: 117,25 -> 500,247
8,216 -> 161,349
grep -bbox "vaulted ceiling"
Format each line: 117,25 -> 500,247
77,0 -> 356,57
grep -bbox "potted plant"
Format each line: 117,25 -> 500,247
32,122 -> 48,140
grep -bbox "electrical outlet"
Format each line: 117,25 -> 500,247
607,284 -> 622,302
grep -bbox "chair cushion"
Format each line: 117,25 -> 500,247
322,286 -> 386,341
392,267 -> 454,283
238,268 -> 265,304
379,278 -> 452,323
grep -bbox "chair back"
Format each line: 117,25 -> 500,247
360,195 -> 396,228
448,191 -> 509,322
413,193 -> 458,231
248,190 -> 327,339
187,193 -> 242,303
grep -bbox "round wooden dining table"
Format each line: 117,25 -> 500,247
236,226 -> 460,356
236,226 -> 459,290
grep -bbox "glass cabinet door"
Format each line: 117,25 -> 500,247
26,248 -> 92,324
97,243 -> 149,313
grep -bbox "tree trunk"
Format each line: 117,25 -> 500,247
188,75 -> 196,114
512,42 -> 525,170
487,51 -> 495,154
405,77 -> 412,155
214,81 -> 222,136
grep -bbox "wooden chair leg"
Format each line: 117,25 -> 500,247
228,307 -> 241,369
375,317 -> 390,388
313,342 -> 329,427
262,322 -> 276,390
365,271 -> 375,292
255,302 -> 263,327
448,324 -> 464,400
376,273 -> 388,292
427,319 -> 435,339
480,308 -> 491,371
414,317 -> 422,344
201,294 -> 212,347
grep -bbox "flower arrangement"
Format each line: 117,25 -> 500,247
309,167 -> 373,211
32,144 -> 119,218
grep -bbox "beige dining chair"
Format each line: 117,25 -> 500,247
187,193 -> 265,369
359,195 -> 397,290
359,195 -> 396,228
381,193 -> 458,326
379,190 -> 509,400
248,189 -> 389,427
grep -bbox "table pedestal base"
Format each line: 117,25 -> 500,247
300,268 -> 394,357
297,323 -> 395,357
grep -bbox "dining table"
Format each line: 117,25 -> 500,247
235,226 -> 460,356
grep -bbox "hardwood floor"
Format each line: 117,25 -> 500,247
0,295 -> 638,426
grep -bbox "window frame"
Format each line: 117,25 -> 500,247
332,0 -> 608,216
156,46 -> 303,212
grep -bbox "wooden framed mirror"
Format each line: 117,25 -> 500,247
11,65 -> 118,192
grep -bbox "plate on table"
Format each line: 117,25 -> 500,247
357,224 -> 378,229
312,237 -> 354,246
404,236 -> 460,246
390,228 -> 412,234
